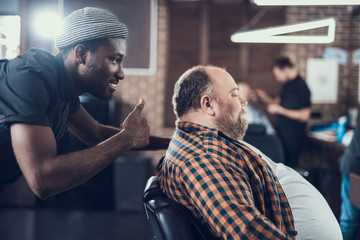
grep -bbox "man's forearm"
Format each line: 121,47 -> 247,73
81,124 -> 170,150
267,104 -> 310,123
45,132 -> 132,196
278,107 -> 310,122
96,124 -> 170,150
136,136 -> 171,151
13,126 -> 135,199
46,133 -> 169,197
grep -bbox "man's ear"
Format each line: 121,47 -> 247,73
74,44 -> 87,65
200,95 -> 215,116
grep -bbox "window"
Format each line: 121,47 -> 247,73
0,15 -> 20,59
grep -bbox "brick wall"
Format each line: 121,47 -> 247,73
282,6 -> 360,124
111,3 -> 360,165
113,0 -> 172,164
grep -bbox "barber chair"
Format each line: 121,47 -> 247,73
244,124 -> 309,178
143,176 -> 220,240
243,124 -> 285,163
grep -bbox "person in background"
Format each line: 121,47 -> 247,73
0,7 -> 169,199
238,81 -> 275,135
157,65 -> 341,239
257,56 -> 311,168
339,124 -> 360,239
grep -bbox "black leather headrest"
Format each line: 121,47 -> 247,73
246,124 -> 267,136
143,175 -> 221,240
143,176 -> 164,203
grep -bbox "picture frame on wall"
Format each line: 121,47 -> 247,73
63,0 -> 158,75
306,58 -> 339,104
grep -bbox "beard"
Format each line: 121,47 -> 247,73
79,55 -> 111,100
215,101 -> 248,140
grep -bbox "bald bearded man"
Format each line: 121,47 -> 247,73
156,65 -> 341,240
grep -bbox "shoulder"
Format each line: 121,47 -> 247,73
24,48 -> 56,60
169,126 -> 247,168
9,49 -> 57,72
287,76 -> 310,99
0,52 -> 60,106
164,137 -> 222,173
294,75 -> 309,89
7,49 -> 60,83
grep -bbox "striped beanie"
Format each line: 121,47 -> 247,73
55,7 -> 128,49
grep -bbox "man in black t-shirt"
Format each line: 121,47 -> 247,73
257,57 -> 311,168
0,7 -> 169,198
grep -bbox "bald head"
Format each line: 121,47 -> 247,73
172,65 -> 248,139
172,65 -> 221,119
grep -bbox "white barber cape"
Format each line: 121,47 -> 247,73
241,141 -> 343,240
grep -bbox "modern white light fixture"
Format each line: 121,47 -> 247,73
254,0 -> 360,6
231,17 -> 336,44
34,11 -> 63,38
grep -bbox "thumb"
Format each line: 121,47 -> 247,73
130,98 -> 145,116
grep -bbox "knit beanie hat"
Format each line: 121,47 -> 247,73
55,7 -> 128,49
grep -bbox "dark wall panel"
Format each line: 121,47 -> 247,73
165,2 -> 201,127
164,1 -> 285,127
63,0 -> 153,69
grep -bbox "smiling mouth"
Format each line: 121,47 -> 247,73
109,79 -> 119,91
109,83 -> 117,89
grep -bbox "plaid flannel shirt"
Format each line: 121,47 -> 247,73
156,122 -> 296,240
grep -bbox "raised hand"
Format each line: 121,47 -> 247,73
267,103 -> 283,114
256,89 -> 274,104
120,99 -> 150,149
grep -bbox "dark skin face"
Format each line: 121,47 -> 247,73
74,38 -> 127,100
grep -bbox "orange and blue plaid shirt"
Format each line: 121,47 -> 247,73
156,122 -> 296,240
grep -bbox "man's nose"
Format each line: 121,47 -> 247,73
239,96 -> 248,107
116,65 -> 125,80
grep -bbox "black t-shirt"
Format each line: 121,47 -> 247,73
0,48 -> 80,190
277,75 -> 311,137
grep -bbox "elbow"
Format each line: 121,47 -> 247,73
301,109 -> 311,123
300,116 -> 310,123
33,188 -> 53,200
30,182 -> 53,200
26,175 -> 55,200
35,192 -> 51,200
303,114 -> 311,123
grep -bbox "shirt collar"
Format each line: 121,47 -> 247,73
176,121 -> 218,134
55,53 -> 73,102
176,121 -> 239,143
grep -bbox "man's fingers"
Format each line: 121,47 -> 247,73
129,98 -> 145,117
